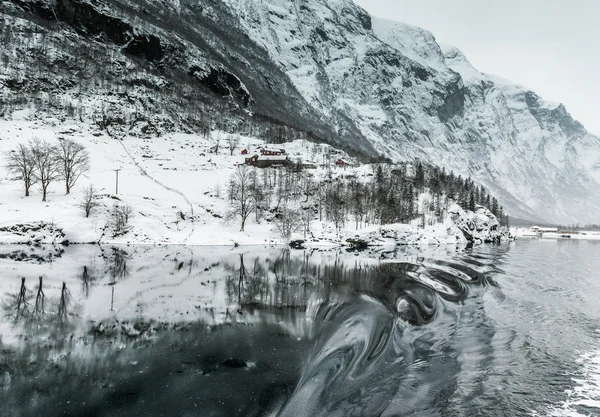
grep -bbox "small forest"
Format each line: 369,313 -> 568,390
226,159 -> 510,237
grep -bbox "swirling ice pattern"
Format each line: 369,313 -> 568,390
280,260 -> 500,417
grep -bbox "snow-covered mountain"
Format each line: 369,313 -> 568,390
2,0 -> 600,224
222,0 -> 600,224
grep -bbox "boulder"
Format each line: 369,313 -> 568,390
449,204 -> 502,243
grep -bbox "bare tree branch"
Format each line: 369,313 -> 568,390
229,165 -> 256,231
79,184 -> 99,217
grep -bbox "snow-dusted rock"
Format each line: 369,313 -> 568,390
0,222 -> 67,246
449,204 -> 503,243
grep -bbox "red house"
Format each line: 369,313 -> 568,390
241,149 -> 248,155
260,147 -> 286,156
245,153 -> 290,168
335,159 -> 348,166
245,154 -> 259,165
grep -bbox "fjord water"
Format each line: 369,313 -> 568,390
0,241 -> 599,416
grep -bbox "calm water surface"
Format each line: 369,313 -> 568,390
0,241 -> 599,416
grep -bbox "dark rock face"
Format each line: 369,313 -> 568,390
123,33 -> 164,62
553,105 -> 586,137
56,0 -> 130,44
412,65 -> 431,82
437,76 -> 465,122
190,67 -> 252,106
9,0 -> 56,20
525,92 -> 585,138
355,9 -> 372,31
55,0 -> 163,61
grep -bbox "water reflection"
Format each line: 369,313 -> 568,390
0,244 -> 511,417
104,247 -> 130,282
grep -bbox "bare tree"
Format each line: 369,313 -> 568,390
79,184 -> 99,217
57,282 -> 71,324
5,143 -> 37,197
227,134 -> 240,156
29,138 -> 60,202
299,173 -> 316,203
107,247 -> 130,282
55,138 -> 90,194
301,209 -> 312,238
212,131 -> 221,154
109,204 -> 134,235
274,207 -> 302,238
15,277 -> 29,320
228,165 -> 256,231
33,276 -> 45,318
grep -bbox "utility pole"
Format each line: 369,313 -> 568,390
109,281 -> 116,312
114,168 -> 121,195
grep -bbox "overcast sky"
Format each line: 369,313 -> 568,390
354,0 -> 600,136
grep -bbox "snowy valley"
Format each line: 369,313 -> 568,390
3,2 -> 600,416
1,0 -> 599,228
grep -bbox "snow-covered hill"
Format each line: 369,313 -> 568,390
1,118 -> 496,247
2,0 -> 599,224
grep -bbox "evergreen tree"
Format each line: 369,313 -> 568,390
468,189 -> 476,212
491,197 -> 499,216
415,162 -> 425,192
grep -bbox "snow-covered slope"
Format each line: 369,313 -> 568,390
222,0 -> 600,224
0,118 -> 485,247
2,0 -> 600,224
440,45 -> 600,224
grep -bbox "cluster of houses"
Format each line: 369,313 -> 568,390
524,225 -> 600,240
240,145 -> 349,168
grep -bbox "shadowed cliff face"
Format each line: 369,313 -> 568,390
2,0 -> 600,223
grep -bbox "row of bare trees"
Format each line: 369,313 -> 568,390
5,138 -> 90,201
226,160 -> 510,238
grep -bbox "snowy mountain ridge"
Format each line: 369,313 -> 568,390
1,0 -> 600,224
223,0 -> 600,224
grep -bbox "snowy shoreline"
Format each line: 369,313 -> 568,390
1,119 -> 507,249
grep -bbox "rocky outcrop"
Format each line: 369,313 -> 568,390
0,222 -> 68,245
449,205 -> 505,244
189,67 -> 252,106
54,0 -> 163,62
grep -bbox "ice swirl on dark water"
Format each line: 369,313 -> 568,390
280,260 -> 500,417
7,243 -> 598,417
